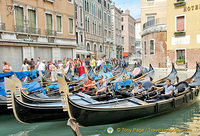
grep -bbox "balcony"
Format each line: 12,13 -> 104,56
28,27 -> 41,35
0,23 -> 5,31
142,18 -> 167,36
14,25 -> 26,33
46,29 -> 56,36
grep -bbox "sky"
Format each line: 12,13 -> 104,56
112,0 -> 141,19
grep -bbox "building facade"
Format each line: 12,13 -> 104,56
75,0 -> 86,59
135,18 -> 142,64
141,0 -> 167,68
102,0 -> 113,59
0,0 -> 76,71
122,10 -> 136,62
111,3 -> 123,59
167,0 -> 200,69
84,0 -> 103,58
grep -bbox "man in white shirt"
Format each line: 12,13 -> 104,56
38,60 -> 46,71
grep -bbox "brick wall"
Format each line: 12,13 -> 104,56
142,31 -> 167,68
167,48 -> 200,69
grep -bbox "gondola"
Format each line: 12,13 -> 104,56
5,78 -> 68,123
185,62 -> 200,87
153,63 -> 178,87
66,80 -> 200,127
0,95 -> 12,114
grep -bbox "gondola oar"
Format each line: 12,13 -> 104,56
57,76 -> 82,136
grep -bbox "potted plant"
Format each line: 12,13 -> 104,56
174,31 -> 186,36
176,59 -> 185,65
174,1 -> 186,7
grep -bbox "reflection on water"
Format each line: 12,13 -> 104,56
0,98 -> 199,136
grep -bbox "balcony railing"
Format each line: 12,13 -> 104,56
0,23 -> 5,31
14,25 -> 26,33
46,29 -> 56,36
143,18 -> 166,30
28,27 -> 41,35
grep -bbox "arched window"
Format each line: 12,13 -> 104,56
94,44 -> 97,51
87,43 -> 90,51
100,45 -> 103,52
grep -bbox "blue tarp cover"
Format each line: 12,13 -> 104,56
16,70 -> 39,81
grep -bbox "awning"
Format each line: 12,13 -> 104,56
76,50 -> 89,54
76,50 -> 95,55
123,52 -> 129,57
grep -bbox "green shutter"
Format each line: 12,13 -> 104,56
56,16 -> 61,32
28,9 -> 36,28
69,18 -> 74,34
46,13 -> 52,31
15,6 -> 24,32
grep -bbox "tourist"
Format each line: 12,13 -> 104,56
97,58 -> 102,70
54,60 -> 58,68
2,61 -> 12,73
38,60 -> 46,71
62,58 -> 66,68
21,60 -> 29,71
153,79 -> 175,99
29,58 -> 35,70
36,57 -> 41,70
70,59 -> 75,76
49,61 -> 57,82
91,57 -> 96,69
57,60 -> 63,70
85,57 -> 90,66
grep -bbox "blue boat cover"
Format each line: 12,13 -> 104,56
103,65 -> 107,72
0,71 -> 15,82
16,70 -> 39,81
72,74 -> 86,81
126,72 -> 134,78
22,82 -> 42,92
0,84 -> 7,95
114,79 -> 133,91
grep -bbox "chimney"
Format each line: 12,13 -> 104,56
125,9 -> 130,15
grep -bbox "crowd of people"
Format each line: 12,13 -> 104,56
2,57 -> 124,74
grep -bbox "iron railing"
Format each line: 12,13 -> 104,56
14,25 -> 26,33
143,18 -> 166,30
46,29 -> 56,36
28,27 -> 41,35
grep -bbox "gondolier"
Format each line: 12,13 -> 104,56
153,79 -> 175,99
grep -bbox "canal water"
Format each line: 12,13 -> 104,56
0,69 -> 200,136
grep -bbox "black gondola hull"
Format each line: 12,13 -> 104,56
13,95 -> 68,123
68,89 -> 199,127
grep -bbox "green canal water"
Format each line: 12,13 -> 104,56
0,98 -> 200,136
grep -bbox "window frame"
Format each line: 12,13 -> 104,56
14,3 -> 26,32
45,11 -> 54,31
144,41 -> 147,56
56,14 -> 63,34
27,6 -> 37,29
175,14 -> 186,32
67,0 -> 73,4
175,48 -> 186,62
149,39 -> 155,55
68,17 -> 75,35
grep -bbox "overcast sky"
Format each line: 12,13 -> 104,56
112,0 -> 141,19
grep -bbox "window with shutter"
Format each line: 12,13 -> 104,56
176,16 -> 185,32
